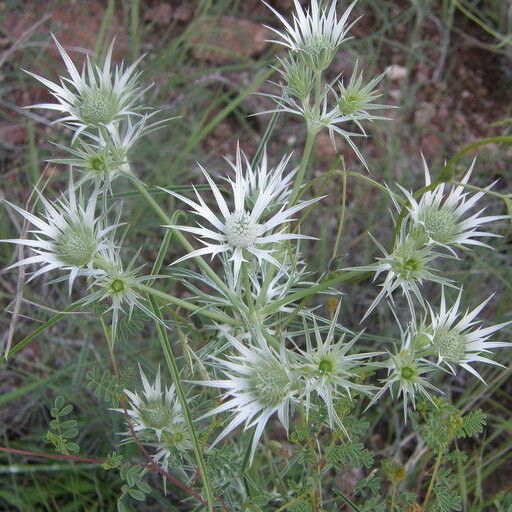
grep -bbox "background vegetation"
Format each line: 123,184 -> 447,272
0,0 -> 511,510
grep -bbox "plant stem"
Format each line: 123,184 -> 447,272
136,283 -> 240,326
148,296 -> 214,512
289,128 -> 316,206
241,262 -> 255,318
390,484 -> 397,511
331,169 -> 347,260
423,451 -> 443,511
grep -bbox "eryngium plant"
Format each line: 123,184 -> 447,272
2,1 -> 510,510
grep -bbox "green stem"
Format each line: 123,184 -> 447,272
241,262 -> 255,318
148,296 -> 214,512
289,129 -> 317,206
390,484 -> 397,511
423,451 -> 443,511
136,283 -> 240,326
331,170 -> 347,260
288,69 -> 323,207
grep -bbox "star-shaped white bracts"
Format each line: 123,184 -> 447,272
26,35 -> 144,136
296,304 -> 379,431
2,184 -> 114,291
116,366 -> 186,442
426,288 -> 511,382
164,145 -> 321,283
401,157 -> 507,250
264,0 -> 358,71
366,330 -> 441,421
349,226 -> 453,322
198,334 -> 297,465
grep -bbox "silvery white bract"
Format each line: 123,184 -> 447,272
426,289 -> 511,381
198,334 -> 296,464
117,366 -> 186,442
51,115 -> 162,191
366,331 -> 441,420
235,148 -> 296,208
164,145 -> 321,283
2,184 -> 114,291
260,86 -> 369,168
84,248 -> 156,341
402,158 -> 507,250
296,305 -> 378,431
26,35 -> 144,136
265,0 -> 358,71
351,226 -> 453,321
248,255 -> 316,315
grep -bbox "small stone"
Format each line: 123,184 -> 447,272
386,65 -> 408,81
173,5 -> 193,22
144,3 -> 173,25
190,16 -> 271,64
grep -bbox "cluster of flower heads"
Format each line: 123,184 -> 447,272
355,158 -> 508,321
2,0 -> 510,478
262,0 -> 392,168
3,35 -> 161,340
115,367 -> 192,481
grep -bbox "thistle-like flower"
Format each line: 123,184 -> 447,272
265,0 -> 358,71
426,289 -> 511,381
27,36 -> 144,135
274,55 -> 316,101
352,227 -> 453,321
51,115 -> 160,191
2,184 -> 114,290
198,334 -> 297,464
296,306 -> 378,431
233,147 -> 296,209
117,366 -> 187,442
164,145 -> 320,283
366,331 -> 441,420
84,248 -> 155,341
334,62 -> 390,130
402,158 -> 507,249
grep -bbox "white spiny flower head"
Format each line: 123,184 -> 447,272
334,61 -> 391,126
366,331 -> 441,421
84,248 -> 155,341
198,333 -> 297,465
51,115 -> 161,191
164,144 -> 321,283
117,366 -> 187,442
351,226 -> 453,322
226,145 -> 296,210
426,288 -> 511,381
2,183 -> 114,291
26,35 -> 144,135
265,0 -> 358,71
296,304 -> 379,431
402,157 -> 507,250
